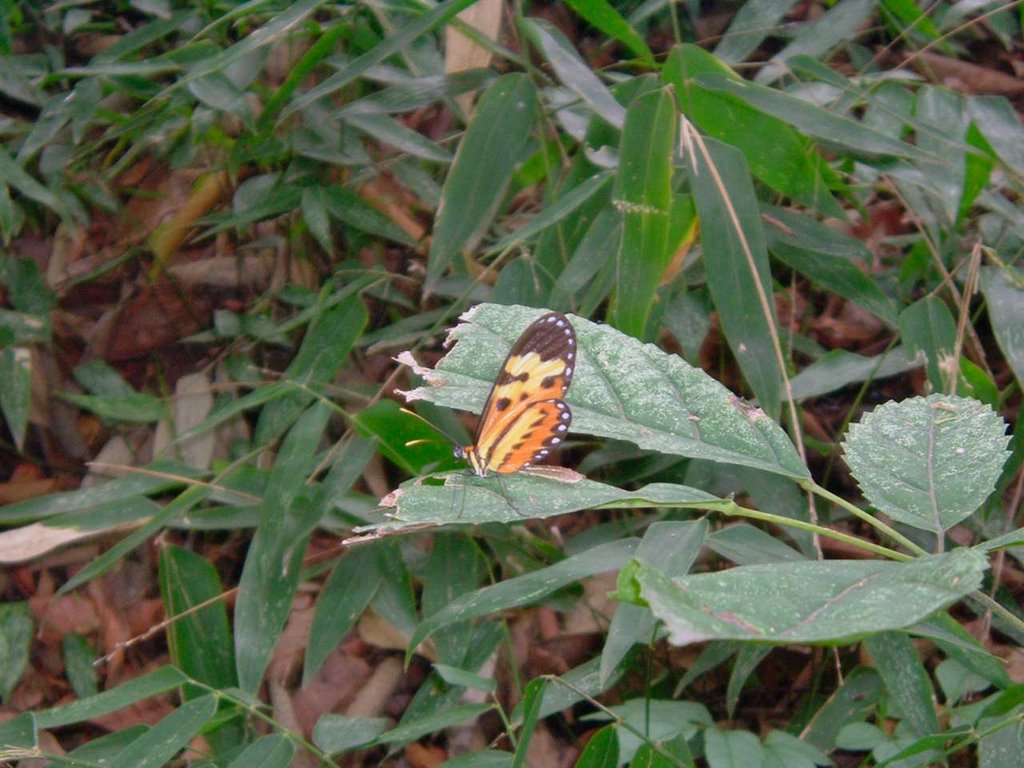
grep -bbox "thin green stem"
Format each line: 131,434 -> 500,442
806,481 -> 928,556
714,500 -> 909,561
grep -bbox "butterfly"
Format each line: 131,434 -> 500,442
455,312 -> 576,477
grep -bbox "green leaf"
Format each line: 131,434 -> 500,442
601,521 -> 708,685
108,694 -> 218,768
789,347 -> 920,402
158,544 -> 236,694
36,666 -> 188,728
304,544 -> 383,685
980,266 -> 1024,387
714,0 -> 799,64
589,699 -> 711,763
702,72 -> 929,162
842,394 -> 1010,535
512,678 -> 547,768
764,207 -> 898,325
60,391 -> 168,423
665,46 -> 842,216
704,727 -> 763,768
864,632 -> 940,737
761,731 -> 828,768
609,87 -> 676,339
342,111 -> 452,163
634,549 -> 987,645
423,532 -> 486,667
576,725 -> 619,768
401,304 -> 807,480
686,137 -> 782,420
426,74 -> 539,288
375,703 -> 494,746
802,667 -> 882,751
756,0 -> 874,84
353,398 -> 459,476
0,602 -> 32,702
236,403 -> 331,692
0,348 -> 30,450
255,295 -> 366,445
225,734 -> 295,768
407,539 -> 639,654
381,474 -> 718,527
563,0 -> 654,65
62,633 -> 99,698
312,714 -> 390,754
523,19 -> 625,129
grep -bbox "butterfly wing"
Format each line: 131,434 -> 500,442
485,399 -> 572,474
464,312 -> 576,475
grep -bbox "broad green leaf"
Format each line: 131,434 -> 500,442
714,0 -> 799,64
341,111 -> 451,163
284,0 -> 481,117
487,170 -> 614,256
756,0 -> 874,84
802,667 -> 882,750
0,602 -> 32,703
0,714 -> 36,756
60,391 -> 167,423
632,549 -> 986,646
576,725 -> 619,768
563,0 -> 654,65
969,95 -> 1024,178
426,74 -> 539,288
842,394 -> 1009,534
704,727 -> 763,768
912,613 -> 1009,688
726,645 -> 771,717
353,398 -> 459,476
62,634 -> 99,698
226,734 -> 295,768
400,304 -> 807,479
236,403 -> 330,692
867,632 -> 942,739
762,731 -> 828,768
701,73 -> 930,162
686,137 -> 782,421
707,523 -> 805,565
312,714 -> 390,753
764,207 -> 898,325
374,703 -> 494,746
980,265 -> 1024,387
36,666 -> 188,728
665,46 -> 842,216
320,187 -> 416,246
255,295 -> 366,445
588,699 -> 711,764
380,474 -> 719,527
108,694 -> 218,768
789,347 -> 921,402
978,711 -> 1024,768
609,87 -> 675,339
304,544 -> 383,685
523,19 -> 626,129
0,347 -> 30,449
0,146 -> 70,218
423,532 -> 486,667
441,751 -> 514,768
407,539 -> 639,653
158,544 -> 236,695
433,663 -> 496,693
601,521 -> 708,685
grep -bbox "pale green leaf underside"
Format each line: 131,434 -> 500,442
402,303 -> 808,480
637,547 -> 986,646
842,394 -> 1009,534
374,473 -> 719,529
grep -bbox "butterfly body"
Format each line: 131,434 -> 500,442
456,312 -> 576,476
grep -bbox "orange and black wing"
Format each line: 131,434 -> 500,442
462,312 -> 576,475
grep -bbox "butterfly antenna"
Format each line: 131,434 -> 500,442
399,407 -> 462,447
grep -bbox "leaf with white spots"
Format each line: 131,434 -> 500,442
400,303 -> 807,480
842,395 -> 1010,535
630,548 -> 987,646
